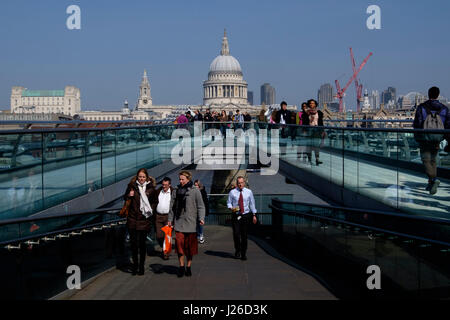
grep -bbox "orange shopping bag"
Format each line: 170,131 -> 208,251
161,225 -> 173,255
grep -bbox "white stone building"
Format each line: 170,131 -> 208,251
78,99 -> 151,121
10,86 -> 81,116
203,30 -> 249,108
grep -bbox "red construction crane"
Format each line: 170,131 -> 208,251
335,49 -> 373,113
350,48 -> 364,113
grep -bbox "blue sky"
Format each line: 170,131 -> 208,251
0,0 -> 449,111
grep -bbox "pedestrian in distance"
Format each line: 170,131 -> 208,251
123,168 -> 157,275
227,176 -> 257,261
194,179 -> 209,244
297,102 -> 309,161
413,86 -> 450,195
168,171 -> 205,277
302,99 -> 325,166
275,101 -> 292,139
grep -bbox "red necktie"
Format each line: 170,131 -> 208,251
238,190 -> 244,214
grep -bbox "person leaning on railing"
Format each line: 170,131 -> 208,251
301,99 -> 325,166
413,86 -> 450,195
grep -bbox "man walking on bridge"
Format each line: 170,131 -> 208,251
413,86 -> 450,195
227,176 -> 257,261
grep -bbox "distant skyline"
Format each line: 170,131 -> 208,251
0,0 -> 449,111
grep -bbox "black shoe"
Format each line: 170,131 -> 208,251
185,267 -> 192,277
138,265 -> 145,276
177,266 -> 185,278
241,255 -> 247,261
131,262 -> 138,275
234,251 -> 241,259
316,160 -> 323,165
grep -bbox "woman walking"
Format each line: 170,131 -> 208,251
301,99 -> 325,165
168,171 -> 205,277
123,168 -> 156,275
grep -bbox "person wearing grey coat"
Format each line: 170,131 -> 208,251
168,171 -> 205,278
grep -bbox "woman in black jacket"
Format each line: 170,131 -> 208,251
123,168 -> 156,275
301,99 -> 325,166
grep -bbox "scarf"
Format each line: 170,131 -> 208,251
136,181 -> 153,218
308,109 -> 319,126
174,180 -> 193,218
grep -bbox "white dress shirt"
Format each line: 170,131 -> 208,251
156,188 -> 171,214
227,187 -> 257,215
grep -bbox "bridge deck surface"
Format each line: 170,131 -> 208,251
64,225 -> 336,300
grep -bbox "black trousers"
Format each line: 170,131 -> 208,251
129,229 -> 147,268
232,214 -> 252,255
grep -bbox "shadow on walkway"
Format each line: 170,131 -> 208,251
149,264 -> 178,275
203,250 -> 235,259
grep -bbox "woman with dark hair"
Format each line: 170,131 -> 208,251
301,99 -> 325,165
296,102 -> 309,161
124,168 -> 156,275
194,179 -> 209,244
220,110 -> 228,137
168,171 -> 205,277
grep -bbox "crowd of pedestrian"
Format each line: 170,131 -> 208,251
175,108 -> 252,132
123,168 -> 257,278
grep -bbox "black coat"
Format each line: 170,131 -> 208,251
199,188 -> 209,216
301,110 -> 324,126
275,109 -> 292,124
124,181 -> 157,231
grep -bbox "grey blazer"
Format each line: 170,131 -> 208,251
168,186 -> 205,233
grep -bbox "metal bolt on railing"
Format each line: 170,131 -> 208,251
110,223 -> 118,227
57,234 -> 70,239
25,240 -> 40,246
81,229 -> 93,233
419,244 -> 432,248
5,244 -> 21,251
70,231 -> 83,236
102,225 -> 112,229
42,236 -> 56,241
403,239 -> 414,244
92,227 -> 103,231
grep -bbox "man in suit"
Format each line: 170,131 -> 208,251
227,176 -> 257,261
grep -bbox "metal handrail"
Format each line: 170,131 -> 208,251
0,208 -> 120,227
0,218 -> 125,246
270,198 -> 450,226
1,121 -> 449,134
269,203 -> 450,247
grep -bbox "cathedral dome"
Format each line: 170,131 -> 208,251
209,55 -> 242,74
208,30 -> 242,75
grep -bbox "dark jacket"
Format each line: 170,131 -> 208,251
199,187 -> 209,216
124,178 -> 157,231
413,100 -> 450,129
275,108 -> 291,124
413,100 -> 450,144
193,113 -> 203,121
301,110 -> 324,126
